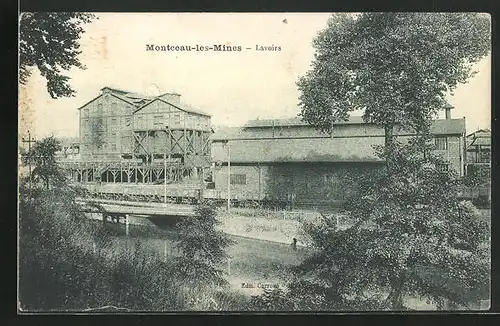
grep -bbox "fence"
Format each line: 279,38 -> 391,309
220,206 -> 323,222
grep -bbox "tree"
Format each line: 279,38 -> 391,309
19,12 -> 96,98
253,140 -> 489,311
297,13 -> 491,148
168,202 -> 235,298
273,13 -> 492,310
28,136 -> 66,189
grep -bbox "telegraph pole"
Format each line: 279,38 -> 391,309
21,131 -> 36,193
164,153 -> 167,203
227,140 -> 231,212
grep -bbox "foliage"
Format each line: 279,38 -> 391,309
18,177 -> 184,311
463,165 -> 491,187
26,136 -> 66,189
265,13 -> 493,311
257,141 -> 489,311
297,13 -> 491,142
19,12 -> 96,98
18,177 -> 253,311
168,202 -> 235,290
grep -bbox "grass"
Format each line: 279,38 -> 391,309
18,186 -> 251,312
19,180 -> 491,312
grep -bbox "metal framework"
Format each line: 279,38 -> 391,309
63,125 -> 211,186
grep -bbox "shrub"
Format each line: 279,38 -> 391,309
18,182 -> 182,311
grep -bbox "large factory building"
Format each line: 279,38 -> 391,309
73,87 -> 212,184
212,107 -> 466,206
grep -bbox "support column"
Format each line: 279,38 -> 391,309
125,214 -> 129,237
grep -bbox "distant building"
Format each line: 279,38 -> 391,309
212,108 -> 466,206
55,137 -> 80,161
465,129 -> 491,178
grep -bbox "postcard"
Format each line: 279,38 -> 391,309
18,12 -> 491,313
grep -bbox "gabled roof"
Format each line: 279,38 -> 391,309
134,97 -> 211,117
467,129 -> 491,138
470,137 -> 491,146
77,88 -> 150,110
101,87 -> 154,107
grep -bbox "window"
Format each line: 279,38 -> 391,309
83,108 -> 89,117
230,173 -> 247,185
111,144 -> 117,151
434,136 -> 448,150
111,102 -> 117,110
173,114 -> 181,125
125,117 -> 132,126
154,115 -> 164,126
436,163 -> 449,173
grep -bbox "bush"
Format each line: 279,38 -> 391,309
18,182 -> 251,311
18,183 -> 181,311
472,195 -> 490,209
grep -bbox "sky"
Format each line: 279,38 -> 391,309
18,13 -> 492,140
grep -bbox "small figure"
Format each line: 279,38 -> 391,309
291,238 -> 297,251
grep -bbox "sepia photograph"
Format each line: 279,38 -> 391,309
18,12 -> 491,312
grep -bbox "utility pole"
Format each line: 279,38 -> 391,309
226,140 -> 231,212
164,153 -> 167,203
21,131 -> 36,193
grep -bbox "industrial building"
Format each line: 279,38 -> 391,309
59,87 -> 480,207
67,87 -> 212,185
212,106 -> 466,206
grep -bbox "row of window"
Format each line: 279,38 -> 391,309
81,143 -> 118,151
82,113 -> 209,130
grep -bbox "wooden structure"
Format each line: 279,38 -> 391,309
66,87 -> 212,185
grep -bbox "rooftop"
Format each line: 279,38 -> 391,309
77,87 -> 211,116
243,116 -> 366,128
213,117 -> 466,141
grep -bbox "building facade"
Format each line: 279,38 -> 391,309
212,111 -> 466,206
72,87 -> 212,184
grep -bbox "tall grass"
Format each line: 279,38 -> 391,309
18,182 -> 250,311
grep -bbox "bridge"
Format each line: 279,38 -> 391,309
77,198 -> 196,217
76,197 -> 196,234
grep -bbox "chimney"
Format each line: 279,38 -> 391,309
101,87 -> 111,94
445,103 -> 454,120
159,92 -> 181,104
